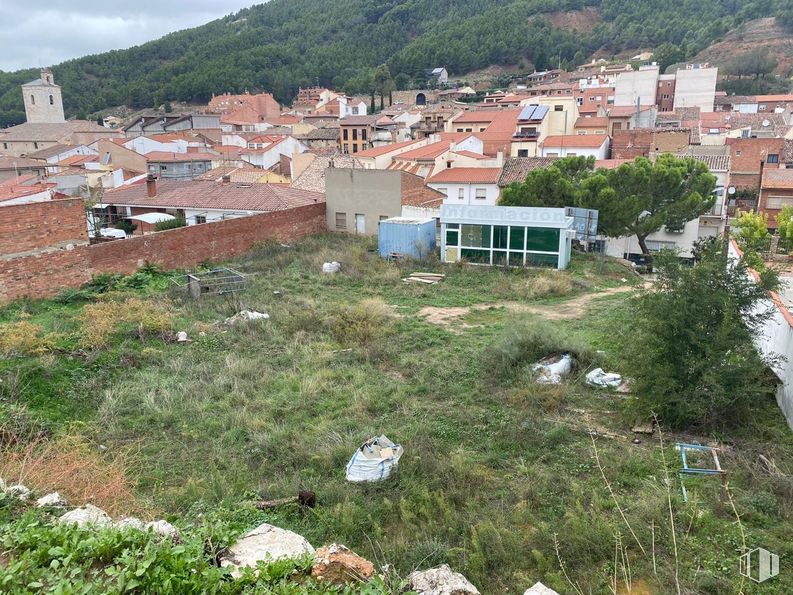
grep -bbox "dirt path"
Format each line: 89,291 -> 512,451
416,285 -> 638,328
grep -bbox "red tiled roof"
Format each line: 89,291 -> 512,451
595,159 -> 633,170
355,140 -> 422,158
607,105 -> 654,117
58,154 -> 97,166
394,141 -> 453,161
103,179 -> 323,211
426,167 -> 502,184
755,95 -> 793,102
543,134 -> 609,148
451,150 -> 488,160
574,117 -> 608,128
145,152 -> 217,162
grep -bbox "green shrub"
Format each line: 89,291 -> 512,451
484,320 -> 598,385
155,215 -> 187,232
325,298 -> 394,347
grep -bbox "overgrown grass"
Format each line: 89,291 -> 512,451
1,234 -> 791,593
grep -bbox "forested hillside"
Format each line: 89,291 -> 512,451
0,0 -> 791,126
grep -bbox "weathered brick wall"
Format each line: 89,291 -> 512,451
611,130 -> 652,159
0,198 -> 88,256
0,203 -> 327,302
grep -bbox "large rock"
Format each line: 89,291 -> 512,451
220,523 -> 315,578
58,504 -> 112,528
116,517 -> 146,530
6,484 -> 31,500
36,492 -> 66,508
311,543 -> 374,585
524,582 -> 560,595
146,520 -> 181,542
407,564 -> 481,595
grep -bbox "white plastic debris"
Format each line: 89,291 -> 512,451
176,331 -> 189,343
532,353 -> 573,384
585,368 -> 622,388
6,484 -> 31,500
59,504 -> 112,528
36,492 -> 66,508
346,435 -> 404,482
322,262 -> 341,274
223,310 -> 270,325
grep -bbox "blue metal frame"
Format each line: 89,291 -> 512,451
675,443 -> 727,502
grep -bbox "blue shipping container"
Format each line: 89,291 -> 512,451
378,217 -> 437,260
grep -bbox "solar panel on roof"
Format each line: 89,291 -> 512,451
532,105 -> 549,120
518,105 -> 537,121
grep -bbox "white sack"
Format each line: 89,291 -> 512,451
585,367 -> 622,388
322,262 -> 341,274
533,353 -> 573,384
346,435 -> 403,482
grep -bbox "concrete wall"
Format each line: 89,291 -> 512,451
673,67 -> 718,113
728,240 -> 793,429
429,182 -> 501,207
615,67 -> 659,107
326,168 -> 402,234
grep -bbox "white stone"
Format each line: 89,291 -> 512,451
524,582 -> 560,595
36,492 -> 66,508
58,504 -> 112,528
6,484 -> 31,500
220,522 -> 315,578
145,520 -> 181,540
407,564 -> 481,595
116,517 -> 146,530
176,331 -> 189,342
322,262 -> 341,274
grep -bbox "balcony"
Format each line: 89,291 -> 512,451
512,131 -> 539,140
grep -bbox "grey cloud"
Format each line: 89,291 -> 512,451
0,1 -> 257,71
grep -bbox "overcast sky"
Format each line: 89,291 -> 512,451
0,1 -> 259,72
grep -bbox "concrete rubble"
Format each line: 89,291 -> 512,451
311,543 -> 375,585
220,522 -> 315,578
36,492 -> 66,508
407,564 -> 481,595
58,504 -> 112,528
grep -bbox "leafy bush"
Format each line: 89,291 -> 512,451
627,240 -> 777,429
154,215 -> 187,232
325,298 -> 394,347
484,320 -> 598,385
732,210 -> 771,254
78,297 -> 174,349
0,320 -> 54,356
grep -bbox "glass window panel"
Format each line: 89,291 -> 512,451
526,253 -> 559,267
446,230 -> 459,245
526,228 -> 560,252
446,223 -> 459,229
509,226 -> 525,250
508,252 -> 525,267
461,225 -> 491,248
461,248 -> 490,264
492,250 -> 507,266
493,226 -> 508,249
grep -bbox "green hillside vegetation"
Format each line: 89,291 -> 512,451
1,0 -> 792,127
1,235 -> 792,593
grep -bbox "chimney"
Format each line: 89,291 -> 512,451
146,173 -> 157,197
221,174 -> 231,184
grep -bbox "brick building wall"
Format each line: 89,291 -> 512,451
611,129 -> 652,159
0,203 -> 326,302
727,137 -> 786,190
0,198 -> 88,257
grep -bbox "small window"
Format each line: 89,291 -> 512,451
735,150 -> 742,156
49,95 -> 54,105
517,149 -> 529,157
554,105 -> 563,111
767,154 -> 779,164
475,188 -> 487,200
195,215 -> 207,224
335,212 -> 347,230
361,129 -> 367,141
343,129 -> 349,140
2,143 -> 6,150
34,142 -> 38,149
160,165 -> 167,171
456,128 -> 464,133
352,145 -> 358,153
30,94 -> 35,105
343,144 -> 349,154
458,188 -> 465,200
466,128 -> 473,132
352,129 -> 358,141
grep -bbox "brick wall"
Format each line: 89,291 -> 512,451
0,203 -> 326,302
0,198 -> 88,256
727,137 -> 785,190
611,130 -> 652,159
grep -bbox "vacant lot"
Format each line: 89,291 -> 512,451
1,234 -> 791,593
